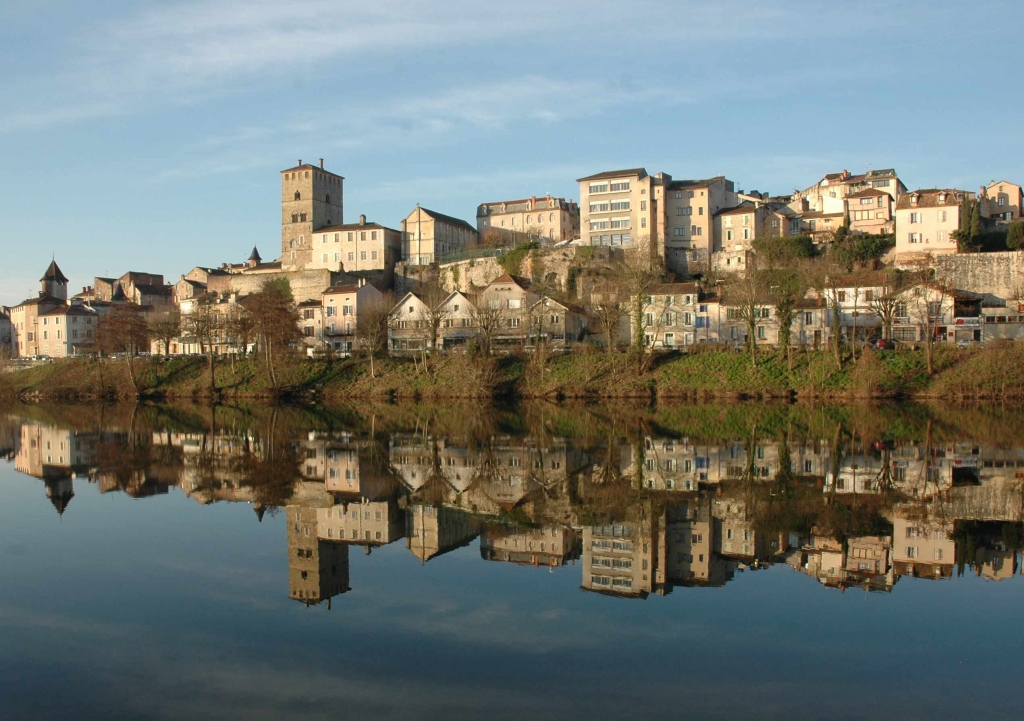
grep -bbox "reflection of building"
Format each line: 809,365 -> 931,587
581,522 -> 653,598
405,505 -> 479,563
318,500 -> 404,549
974,548 -> 1017,581
892,513 -> 955,580
480,525 -> 579,568
287,506 -> 350,606
15,424 -> 96,480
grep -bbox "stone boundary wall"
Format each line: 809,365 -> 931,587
934,251 -> 1024,302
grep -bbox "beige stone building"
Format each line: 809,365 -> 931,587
713,201 -> 792,258
845,188 -> 894,234
892,513 -> 955,580
894,189 -> 970,263
321,280 -> 384,354
792,168 -> 906,215
310,215 -> 402,275
280,159 -> 345,270
662,176 -> 737,274
401,206 -> 478,265
8,261 -> 99,358
980,180 -> 1023,223
578,168 -> 660,251
477,195 -> 579,244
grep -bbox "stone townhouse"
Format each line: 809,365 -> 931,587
436,290 -> 477,350
662,176 -> 739,276
577,168 -> 659,252
321,280 -> 384,355
530,297 -> 588,347
387,292 -> 433,353
401,205 -> 478,265
310,215 -> 402,276
712,201 -> 794,272
8,261 -> 99,358
476,194 -> 579,244
475,274 -> 539,348
979,180 -> 1023,223
792,168 -> 906,216
845,188 -> 894,234
894,188 -> 972,265
891,512 -> 955,580
819,270 -> 890,343
634,282 -> 708,349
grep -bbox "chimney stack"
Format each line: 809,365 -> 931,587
359,214 -> 366,225
319,158 -> 324,169
298,159 -> 302,167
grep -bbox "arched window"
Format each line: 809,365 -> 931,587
294,190 -> 301,200
326,194 -> 330,204
290,239 -> 296,248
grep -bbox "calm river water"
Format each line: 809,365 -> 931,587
1,401 -> 1022,720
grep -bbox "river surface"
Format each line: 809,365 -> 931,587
1,401 -> 1022,720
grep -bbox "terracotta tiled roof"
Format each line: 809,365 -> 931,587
413,207 -> 477,234
577,168 -> 648,182
714,202 -> 758,217
323,284 -> 359,295
895,189 -> 965,210
846,188 -> 889,198
318,221 -> 399,233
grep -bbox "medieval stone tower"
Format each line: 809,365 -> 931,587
281,159 -> 344,269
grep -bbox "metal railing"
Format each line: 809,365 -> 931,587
436,247 -> 507,265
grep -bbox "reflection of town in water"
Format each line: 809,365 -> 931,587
3,403 -> 1023,607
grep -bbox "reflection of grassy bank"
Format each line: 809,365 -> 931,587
4,342 -> 1024,402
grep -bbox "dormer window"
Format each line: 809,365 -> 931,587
911,194 -> 919,205
938,192 -> 947,203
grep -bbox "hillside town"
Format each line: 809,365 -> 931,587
3,159 -> 1024,362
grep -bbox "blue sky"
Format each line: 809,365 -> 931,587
1,0 -> 1020,305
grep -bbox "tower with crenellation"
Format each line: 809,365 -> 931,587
281,158 -> 345,270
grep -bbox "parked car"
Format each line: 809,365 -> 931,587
874,338 -> 895,350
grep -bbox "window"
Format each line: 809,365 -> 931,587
609,181 -> 629,192
371,250 -> 378,260
692,226 -> 702,236
838,291 -> 846,302
938,210 -> 947,222
908,232 -> 922,244
909,212 -> 921,223
589,183 -> 608,194
360,251 -> 366,260
640,200 -> 647,211
860,197 -> 874,205
743,228 -> 750,240
348,252 -> 354,261
641,218 -> 647,228
726,230 -> 733,241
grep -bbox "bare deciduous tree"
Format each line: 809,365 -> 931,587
147,306 -> 181,357
357,291 -> 394,378
96,302 -> 151,393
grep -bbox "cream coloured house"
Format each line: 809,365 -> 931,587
845,188 -> 894,234
577,168 -> 661,250
321,280 -> 384,355
662,176 -> 738,275
980,180 -> 1022,223
476,195 -> 579,243
401,206 -> 478,265
894,189 -> 970,263
310,215 -> 401,274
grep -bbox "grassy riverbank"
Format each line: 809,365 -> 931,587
4,343 -> 1024,403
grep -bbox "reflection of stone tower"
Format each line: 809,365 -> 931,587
40,260 -> 68,300
287,506 -> 350,606
45,477 -> 74,516
280,159 -> 344,270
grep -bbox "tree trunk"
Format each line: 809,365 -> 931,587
207,349 -> 216,393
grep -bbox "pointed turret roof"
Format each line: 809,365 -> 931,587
40,260 -> 69,284
249,246 -> 262,263
111,283 -> 127,301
